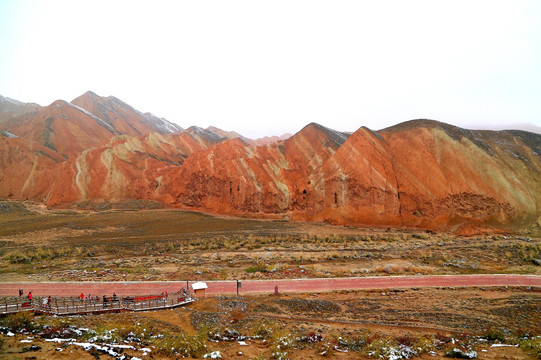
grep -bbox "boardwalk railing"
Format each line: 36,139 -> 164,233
1,294 -> 193,316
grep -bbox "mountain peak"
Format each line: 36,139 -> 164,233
71,92 -> 183,136
294,122 -> 350,147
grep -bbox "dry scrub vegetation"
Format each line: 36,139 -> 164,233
1,201 -> 541,359
0,201 -> 540,282
1,287 -> 541,359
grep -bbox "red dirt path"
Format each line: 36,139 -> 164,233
1,275 -> 540,297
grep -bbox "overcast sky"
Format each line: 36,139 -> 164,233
1,1 -> 540,138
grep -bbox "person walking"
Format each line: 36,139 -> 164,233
28,291 -> 33,304
79,293 -> 84,301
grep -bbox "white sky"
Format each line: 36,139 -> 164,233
0,0 -> 540,138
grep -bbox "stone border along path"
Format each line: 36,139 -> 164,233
1,274 -> 540,298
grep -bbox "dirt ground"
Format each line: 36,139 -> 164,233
0,201 -> 540,284
1,201 -> 541,359
1,287 -> 540,359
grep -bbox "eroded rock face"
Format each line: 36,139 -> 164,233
304,121 -> 541,232
159,120 -> 541,234
1,91 -> 540,234
0,136 -> 64,200
156,123 -> 349,214
44,131 -> 221,207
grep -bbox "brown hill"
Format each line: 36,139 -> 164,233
155,123 -> 349,213
206,126 -> 253,144
0,95 -> 41,121
205,127 -> 292,146
0,135 -> 64,200
253,133 -> 293,145
306,120 -> 541,233
0,99 -> 119,158
154,120 -> 540,234
44,130 -> 223,207
72,91 -> 183,136
1,91 -> 540,234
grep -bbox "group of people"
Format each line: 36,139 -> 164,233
18,289 -> 121,308
18,289 -> 177,308
19,289 -> 51,307
41,295 -> 52,307
19,289 -> 33,303
77,293 -> 119,307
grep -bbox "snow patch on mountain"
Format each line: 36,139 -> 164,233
67,102 -> 117,133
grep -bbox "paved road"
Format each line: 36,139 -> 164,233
1,275 -> 540,297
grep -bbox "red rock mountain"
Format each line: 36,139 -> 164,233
0,135 -> 64,200
156,123 -> 349,212
252,133 -> 293,146
0,98 -> 119,158
71,91 -> 183,136
1,92 -> 540,235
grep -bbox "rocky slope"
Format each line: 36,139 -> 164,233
155,123 -> 349,213
159,120 -> 541,234
309,120 -> 541,234
0,135 -> 64,200
0,99 -> 119,158
72,91 -> 183,136
43,130 -> 225,206
1,92 -> 540,234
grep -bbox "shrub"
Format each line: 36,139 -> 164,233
521,337 -> 541,359
483,327 -> 505,342
251,319 -> 277,338
245,260 -> 268,273
154,329 -> 209,358
413,335 -> 437,354
1,312 -> 35,332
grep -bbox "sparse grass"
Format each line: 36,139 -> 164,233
153,327 -> 210,358
521,337 -> 541,359
0,312 -> 36,332
0,201 -> 540,282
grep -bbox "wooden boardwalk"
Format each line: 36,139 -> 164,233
1,294 -> 194,316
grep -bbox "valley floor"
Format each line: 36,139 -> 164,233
1,201 -> 541,359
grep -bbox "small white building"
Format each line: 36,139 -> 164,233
191,282 -> 208,298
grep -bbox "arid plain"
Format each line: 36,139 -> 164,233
1,201 -> 540,359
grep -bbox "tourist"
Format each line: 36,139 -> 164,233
79,292 -> 84,301
28,291 -> 33,304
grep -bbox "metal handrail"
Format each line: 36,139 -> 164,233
0,293 -> 194,316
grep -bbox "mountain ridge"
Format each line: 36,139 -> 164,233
1,92 -> 540,235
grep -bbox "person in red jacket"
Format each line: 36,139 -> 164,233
79,293 -> 84,301
28,291 -> 33,303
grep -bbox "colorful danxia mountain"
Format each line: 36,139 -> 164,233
1,92 -> 540,235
